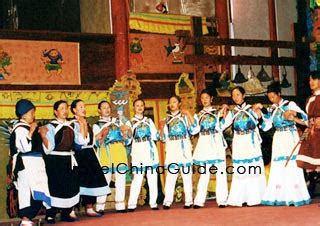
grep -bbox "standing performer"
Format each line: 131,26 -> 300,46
42,100 -> 80,223
259,82 -> 310,206
70,99 -> 110,217
127,99 -> 160,212
93,101 -> 130,213
296,71 -> 320,197
11,99 -> 51,226
222,86 -> 266,207
193,90 -> 229,208
160,95 -> 198,209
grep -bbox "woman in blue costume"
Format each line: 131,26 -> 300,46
160,95 -> 198,209
127,99 -> 160,211
222,86 -> 266,207
258,82 -> 310,206
193,89 -> 229,208
93,101 -> 130,213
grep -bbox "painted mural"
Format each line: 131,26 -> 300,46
129,33 -> 194,73
0,39 -> 80,85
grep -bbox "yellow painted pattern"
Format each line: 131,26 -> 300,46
130,12 -> 208,35
0,90 -> 110,119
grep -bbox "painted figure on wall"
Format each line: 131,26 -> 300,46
164,38 -> 185,64
42,49 -> 64,75
0,46 -> 12,80
130,38 -> 144,67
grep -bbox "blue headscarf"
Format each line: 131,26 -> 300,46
15,99 -> 35,118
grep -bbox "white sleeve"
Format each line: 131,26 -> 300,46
43,124 -> 55,154
190,114 -> 200,135
149,119 -> 160,141
161,123 -> 169,142
288,101 -> 308,122
220,111 -> 233,131
125,120 -> 133,145
15,127 -> 32,153
260,110 -> 273,132
92,124 -> 100,136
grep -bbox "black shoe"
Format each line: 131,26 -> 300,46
163,205 -> 171,210
97,210 -> 105,215
45,217 -> 55,224
184,205 -> 193,209
151,207 -> 159,210
109,180 -> 116,188
116,209 -> 127,213
193,205 -> 202,209
128,208 -> 136,212
61,215 -> 75,222
307,171 -> 319,198
86,211 -> 102,217
218,205 -> 226,208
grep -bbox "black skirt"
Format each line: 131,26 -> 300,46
45,154 -> 80,208
75,147 -> 110,196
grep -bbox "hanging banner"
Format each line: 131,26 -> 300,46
0,39 -> 80,85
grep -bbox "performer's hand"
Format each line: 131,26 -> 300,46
315,117 -> 320,128
255,109 -> 263,119
99,129 -> 109,145
220,104 -> 229,118
283,111 -> 295,121
181,109 -> 191,116
102,127 -> 110,136
252,104 -> 263,119
29,122 -> 38,135
120,125 -> 130,139
253,103 -> 263,110
38,126 -> 48,138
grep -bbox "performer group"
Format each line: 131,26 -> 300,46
10,71 -> 320,226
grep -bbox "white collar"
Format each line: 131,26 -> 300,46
134,114 -> 144,120
314,89 -> 320,96
273,98 -> 284,107
100,116 -> 111,121
203,106 -> 215,111
170,111 -> 180,116
235,102 -> 247,109
55,118 -> 67,124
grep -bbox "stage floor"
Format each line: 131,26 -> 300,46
59,199 -> 320,226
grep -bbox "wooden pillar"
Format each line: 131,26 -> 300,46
215,0 -> 230,72
194,63 -> 206,104
111,0 -> 129,80
268,0 -> 279,81
215,0 -> 229,39
192,17 -> 206,103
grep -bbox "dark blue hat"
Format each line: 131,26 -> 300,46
15,99 -> 35,118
